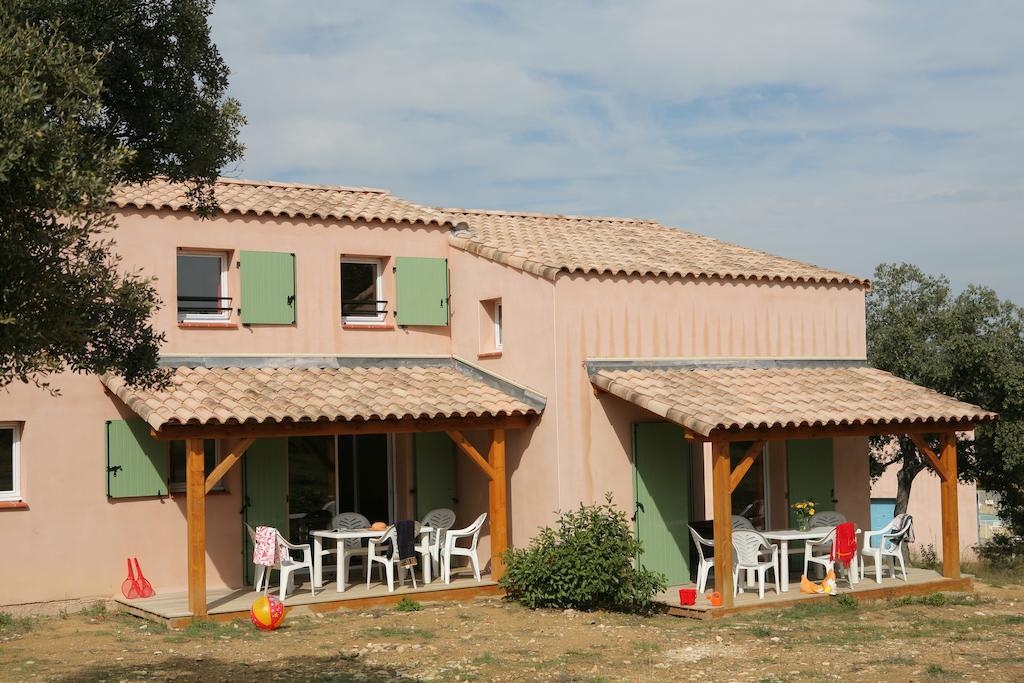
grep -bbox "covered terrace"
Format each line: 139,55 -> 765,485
589,358 -> 998,614
102,355 -> 545,624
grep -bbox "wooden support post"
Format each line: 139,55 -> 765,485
711,440 -> 734,608
488,429 -> 509,581
186,438 -> 207,617
939,432 -> 960,579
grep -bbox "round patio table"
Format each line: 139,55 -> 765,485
761,527 -> 846,592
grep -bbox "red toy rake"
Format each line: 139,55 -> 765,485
120,558 -> 141,599
133,558 -> 155,598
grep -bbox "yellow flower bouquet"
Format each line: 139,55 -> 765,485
791,500 -> 817,530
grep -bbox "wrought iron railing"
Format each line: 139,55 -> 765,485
342,299 -> 388,318
177,296 -> 233,315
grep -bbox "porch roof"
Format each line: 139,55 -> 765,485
587,358 -> 997,438
102,356 -> 545,434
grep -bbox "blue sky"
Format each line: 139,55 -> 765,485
210,1 -> 1024,303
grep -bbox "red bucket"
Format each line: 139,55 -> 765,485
678,588 -> 697,606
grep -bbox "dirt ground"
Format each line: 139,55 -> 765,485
2,581 -> 1023,682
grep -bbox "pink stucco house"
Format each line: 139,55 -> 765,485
0,178 -> 995,618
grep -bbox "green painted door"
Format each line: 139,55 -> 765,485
414,432 -> 457,518
632,423 -> 691,585
242,438 -> 288,584
786,438 -> 835,527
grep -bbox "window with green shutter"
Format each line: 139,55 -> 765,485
395,257 -> 448,326
106,419 -> 168,499
240,251 -> 296,324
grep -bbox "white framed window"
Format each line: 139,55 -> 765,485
177,251 -> 230,322
0,423 -> 21,502
340,258 -> 385,324
494,301 -> 503,350
168,440 -> 222,492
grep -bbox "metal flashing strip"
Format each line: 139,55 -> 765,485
585,357 -> 868,375
452,357 -> 547,412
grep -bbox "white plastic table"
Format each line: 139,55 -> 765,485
311,526 -> 434,592
761,527 -> 835,592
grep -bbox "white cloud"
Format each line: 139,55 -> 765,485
210,0 -> 1024,302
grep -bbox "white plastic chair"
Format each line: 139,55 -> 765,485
732,515 -> 755,530
442,513 -> 487,584
688,525 -> 715,594
366,525 -> 419,592
418,508 -> 456,584
803,511 -> 847,574
329,512 -> 371,582
860,517 -> 912,583
809,511 -> 846,528
246,524 -> 315,600
732,529 -> 780,599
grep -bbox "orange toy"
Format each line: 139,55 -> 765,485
707,591 -> 723,607
250,595 -> 286,630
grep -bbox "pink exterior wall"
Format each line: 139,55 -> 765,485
872,464 -> 978,560
0,204 -> 882,605
554,273 -> 867,514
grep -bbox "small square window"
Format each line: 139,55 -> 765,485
0,423 -> 21,502
168,440 -> 221,492
341,259 -> 385,323
177,252 -> 230,322
480,298 -> 503,353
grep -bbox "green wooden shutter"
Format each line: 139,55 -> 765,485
632,423 -> 691,585
240,251 -> 296,324
786,438 -> 835,527
414,432 -> 457,518
242,438 -> 289,584
395,257 -> 448,326
106,419 -> 168,498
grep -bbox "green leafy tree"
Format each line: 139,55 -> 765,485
866,263 -> 1024,539
0,1 -> 244,388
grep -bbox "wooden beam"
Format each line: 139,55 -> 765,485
445,430 -> 497,480
709,419 -> 979,443
488,429 -> 509,581
153,414 -> 533,441
711,440 -> 734,608
185,438 -> 207,617
909,434 -> 948,482
938,432 -> 961,579
728,440 -> 766,493
204,437 -> 255,494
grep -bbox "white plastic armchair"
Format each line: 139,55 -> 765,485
809,511 -> 847,528
442,513 -> 487,584
732,515 -> 755,530
418,508 -> 456,584
245,524 -> 315,600
732,530 -> 780,599
860,517 -> 912,583
803,525 -> 859,587
366,525 -> 416,592
689,525 -> 715,593
330,512 -> 372,581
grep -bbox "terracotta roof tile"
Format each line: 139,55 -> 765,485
102,360 -> 543,432
111,177 -> 450,226
444,209 -> 865,285
589,363 -> 996,436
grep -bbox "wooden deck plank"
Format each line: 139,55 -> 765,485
658,567 -> 974,619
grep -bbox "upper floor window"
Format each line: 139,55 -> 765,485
480,298 -> 503,354
341,258 -> 385,324
168,440 -> 221,492
0,423 -> 21,502
177,251 -> 230,323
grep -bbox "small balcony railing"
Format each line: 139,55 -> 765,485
177,296 -> 233,315
342,299 -> 388,318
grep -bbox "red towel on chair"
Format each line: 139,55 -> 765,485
831,522 -> 857,568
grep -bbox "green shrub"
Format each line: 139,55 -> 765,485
976,534 -> 1024,569
834,593 -> 858,609
395,597 -> 423,612
914,544 -> 940,570
499,493 -> 667,614
0,612 -> 12,629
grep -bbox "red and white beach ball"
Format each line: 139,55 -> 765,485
250,595 -> 285,630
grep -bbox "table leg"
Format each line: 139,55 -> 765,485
780,539 -> 790,592
337,542 -> 347,593
313,536 -> 323,590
